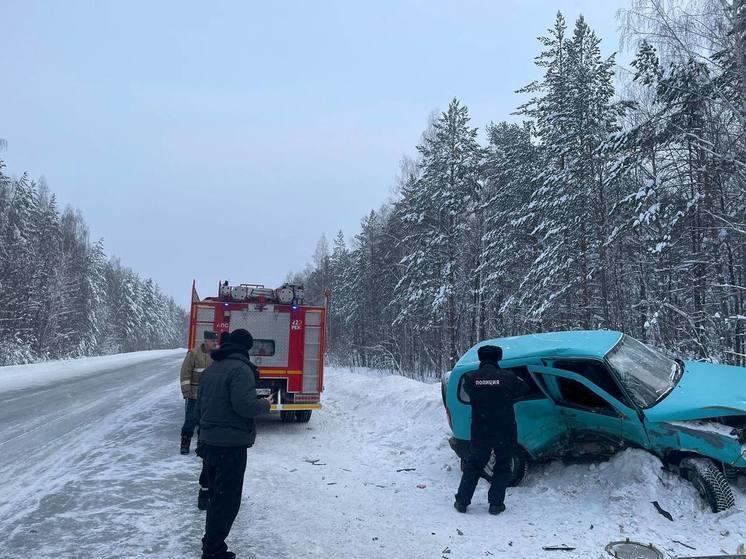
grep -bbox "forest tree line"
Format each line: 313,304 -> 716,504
296,0 -> 746,377
0,158 -> 187,365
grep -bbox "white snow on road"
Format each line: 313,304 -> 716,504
0,349 -> 185,394
2,357 -> 746,558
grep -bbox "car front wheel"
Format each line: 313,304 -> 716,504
680,457 -> 735,512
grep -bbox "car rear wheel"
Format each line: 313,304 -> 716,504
467,449 -> 529,487
680,457 -> 735,512
280,411 -> 296,423
295,410 -> 312,423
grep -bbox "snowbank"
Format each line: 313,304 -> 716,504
315,367 -> 746,558
0,349 -> 184,394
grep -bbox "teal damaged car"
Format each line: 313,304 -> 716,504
442,331 -> 746,512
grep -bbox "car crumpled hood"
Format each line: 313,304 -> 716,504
645,360 -> 746,422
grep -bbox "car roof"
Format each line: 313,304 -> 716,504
454,330 -> 623,372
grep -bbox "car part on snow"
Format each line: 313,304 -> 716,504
671,540 -> 696,550
295,410 -> 312,423
651,500 -> 674,521
542,544 -> 576,551
605,540 -> 663,559
679,457 -> 736,512
281,411 -> 296,423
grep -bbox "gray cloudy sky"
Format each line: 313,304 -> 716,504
1,0 -> 628,307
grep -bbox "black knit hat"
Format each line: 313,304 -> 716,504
219,331 -> 230,345
477,345 -> 502,363
229,329 -> 254,350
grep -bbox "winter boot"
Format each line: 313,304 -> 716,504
454,500 -> 468,513
201,551 -> 236,559
198,487 -> 210,511
489,503 -> 506,515
180,435 -> 191,455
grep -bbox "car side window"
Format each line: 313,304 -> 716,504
556,377 -> 614,412
553,359 -> 626,403
507,366 -> 543,398
458,376 -> 470,403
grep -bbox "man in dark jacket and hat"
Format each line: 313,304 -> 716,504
195,328 -> 272,559
454,344 -> 531,515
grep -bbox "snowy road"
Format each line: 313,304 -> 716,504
2,355 -> 746,558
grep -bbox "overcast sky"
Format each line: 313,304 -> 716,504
1,0 -> 629,307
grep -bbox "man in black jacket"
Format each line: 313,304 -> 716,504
196,328 -> 272,559
454,344 -> 531,515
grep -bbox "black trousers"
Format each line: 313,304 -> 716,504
199,460 -> 209,490
200,445 -> 248,556
181,398 -> 199,437
455,439 -> 514,506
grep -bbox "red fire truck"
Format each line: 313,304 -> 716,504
188,280 -> 326,423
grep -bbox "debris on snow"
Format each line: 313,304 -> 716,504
652,501 -> 674,522
542,544 -> 576,551
672,539 -> 696,550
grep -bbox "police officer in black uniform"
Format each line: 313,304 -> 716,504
454,344 -> 530,515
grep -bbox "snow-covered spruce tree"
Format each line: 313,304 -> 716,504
326,231 -> 349,358
480,121 -> 541,337
515,13 -> 622,330
78,238 -> 108,355
0,174 -> 39,359
394,99 -> 482,368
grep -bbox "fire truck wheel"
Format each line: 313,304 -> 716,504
295,410 -> 313,423
281,411 -> 296,423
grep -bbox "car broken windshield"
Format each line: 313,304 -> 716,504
606,335 -> 680,408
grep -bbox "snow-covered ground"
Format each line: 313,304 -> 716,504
0,349 -> 185,394
2,356 -> 746,558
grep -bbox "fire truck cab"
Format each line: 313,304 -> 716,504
188,281 -> 326,423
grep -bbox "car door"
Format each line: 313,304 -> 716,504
455,364 -> 568,458
528,365 -> 648,450
550,359 -> 650,449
